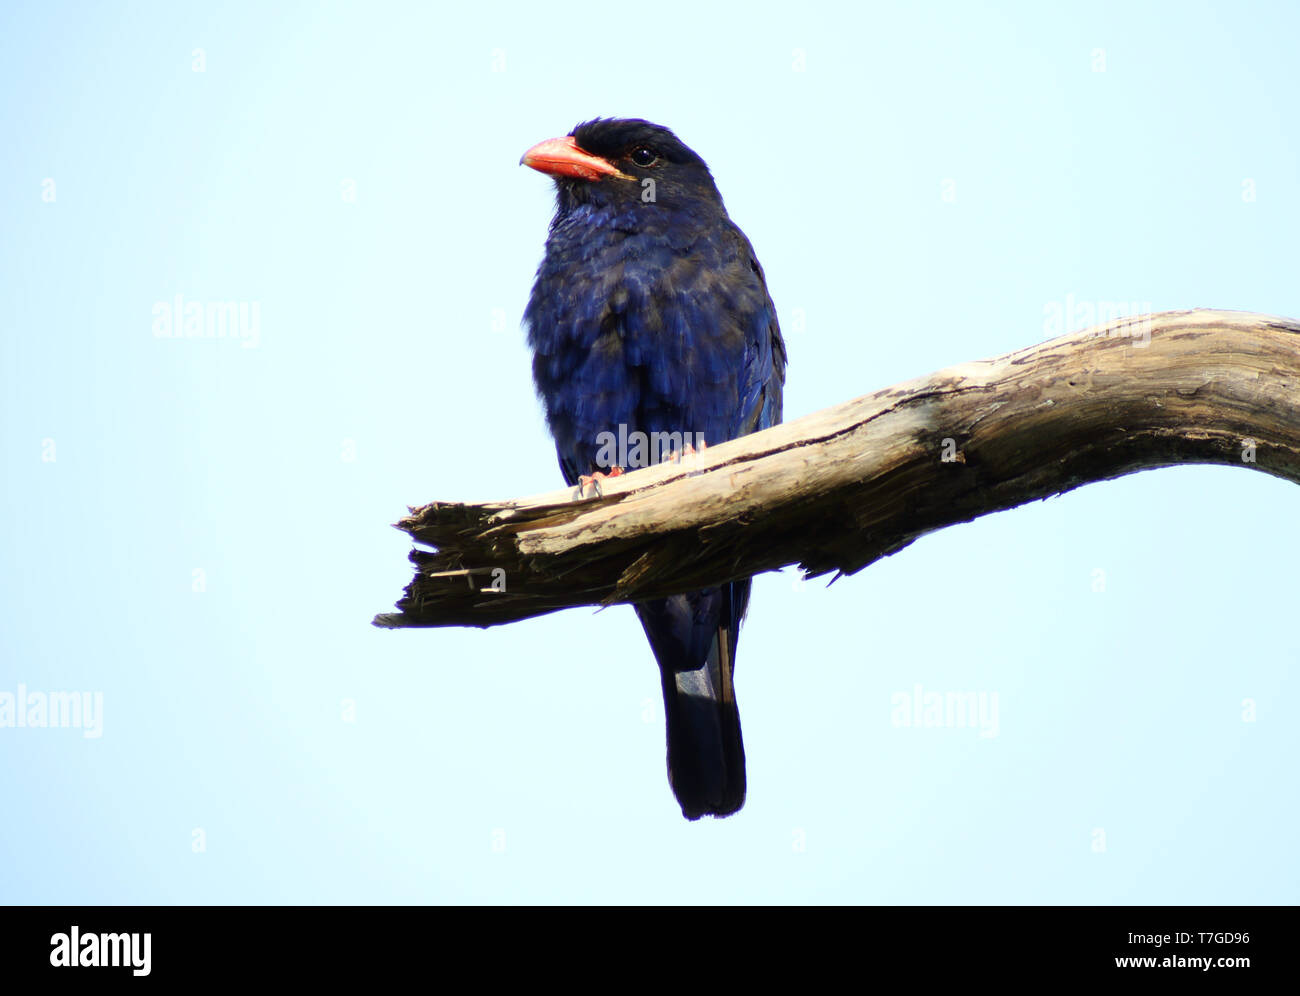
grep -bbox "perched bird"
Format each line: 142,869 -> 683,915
521,118 -> 787,819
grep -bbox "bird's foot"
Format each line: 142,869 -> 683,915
663,438 -> 707,464
576,466 -> 623,498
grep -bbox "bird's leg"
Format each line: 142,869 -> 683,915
576,466 -> 623,498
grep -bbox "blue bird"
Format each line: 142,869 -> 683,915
521,118 -> 787,819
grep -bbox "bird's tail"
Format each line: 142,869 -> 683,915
635,582 -> 750,820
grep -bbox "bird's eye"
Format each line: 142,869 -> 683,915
630,147 -> 658,168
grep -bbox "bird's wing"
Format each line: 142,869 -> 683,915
730,237 -> 786,438
632,219 -> 786,449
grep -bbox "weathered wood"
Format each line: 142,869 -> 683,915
374,309 -> 1300,629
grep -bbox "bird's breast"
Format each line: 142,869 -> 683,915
525,208 -> 754,481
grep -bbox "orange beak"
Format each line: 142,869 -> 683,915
520,135 -> 633,182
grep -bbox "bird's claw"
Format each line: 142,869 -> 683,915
663,438 -> 707,464
576,466 -> 623,498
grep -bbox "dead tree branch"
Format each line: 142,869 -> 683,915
374,309 -> 1300,629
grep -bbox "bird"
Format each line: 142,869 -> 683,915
521,118 -> 787,819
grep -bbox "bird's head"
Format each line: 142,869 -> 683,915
521,118 -> 724,214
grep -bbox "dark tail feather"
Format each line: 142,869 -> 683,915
656,619 -> 746,819
636,581 -> 751,820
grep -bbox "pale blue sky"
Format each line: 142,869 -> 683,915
2,1 -> 1297,903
